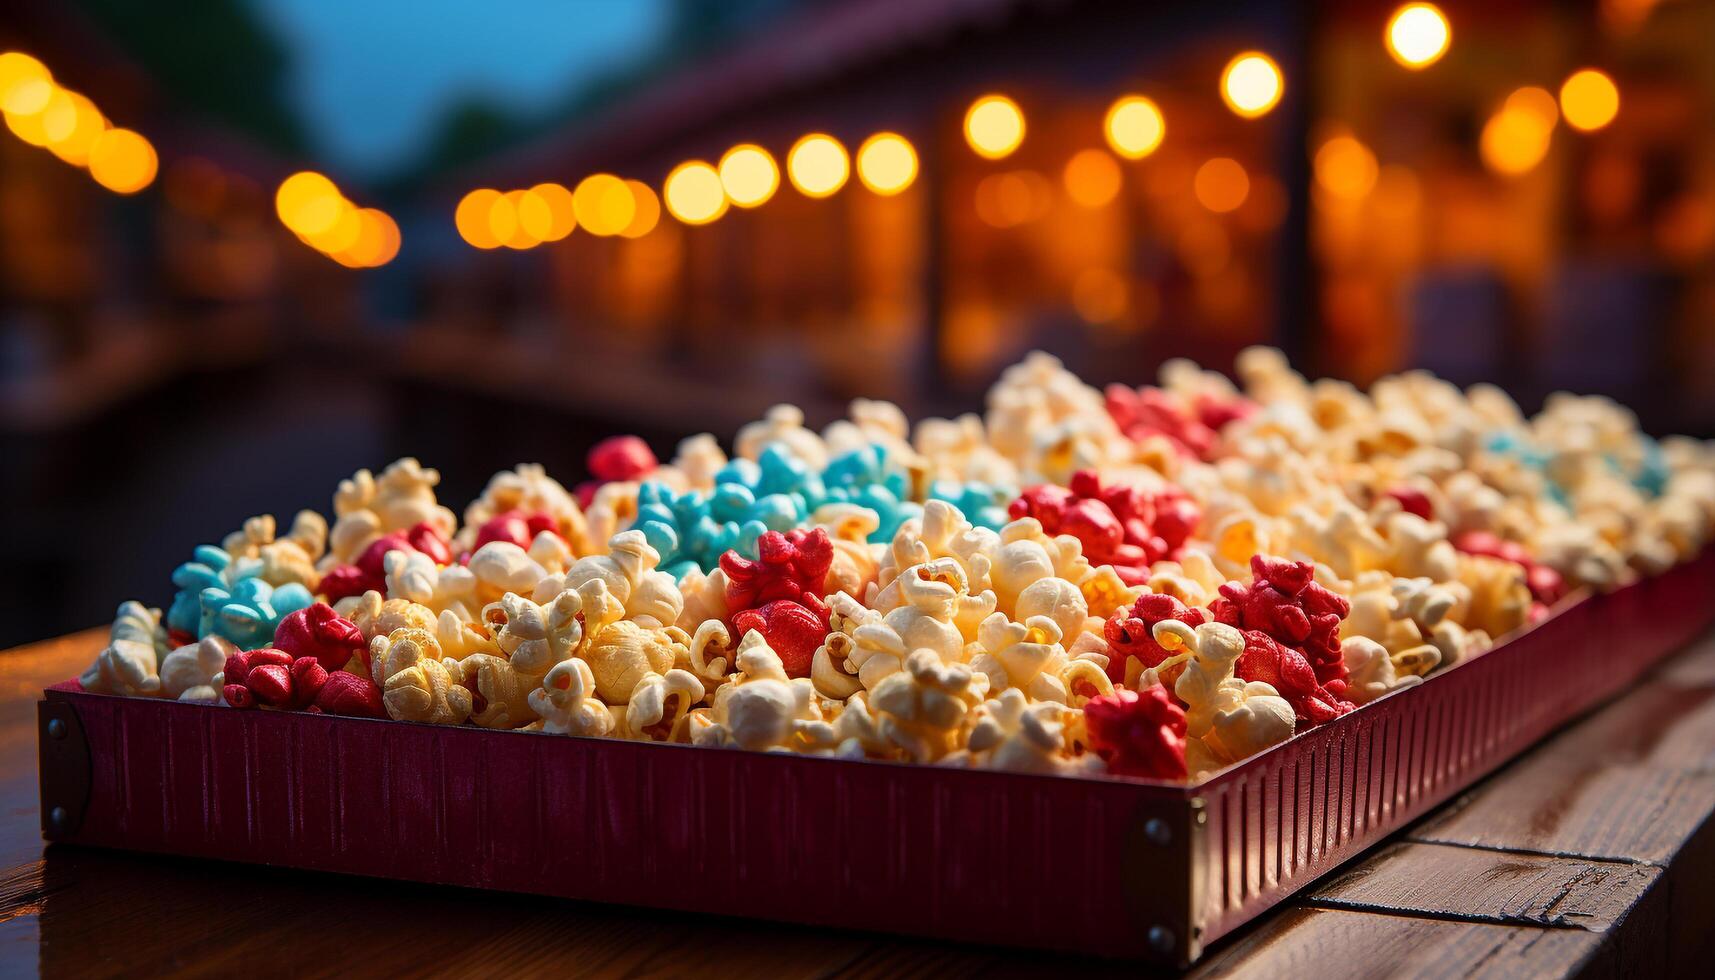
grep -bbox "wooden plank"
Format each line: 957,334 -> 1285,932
1188,906 -> 1602,979
1411,640 -> 1715,864
1306,841 -> 1658,930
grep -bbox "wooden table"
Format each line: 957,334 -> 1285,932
3,630 -> 1714,978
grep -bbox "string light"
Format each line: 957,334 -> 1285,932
1386,4 -> 1451,70
718,144 -> 779,208
456,188 -> 504,249
1560,69 -> 1620,132
86,128 -> 156,194
573,173 -> 635,236
664,161 -> 728,224
1104,96 -> 1165,160
277,170 -> 398,265
787,134 -> 849,198
1221,53 -> 1284,119
619,179 -> 660,237
964,94 -> 1025,159
529,182 -> 577,241
856,132 -> 917,195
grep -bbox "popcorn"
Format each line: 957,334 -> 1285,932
80,601 -> 170,696
458,463 -> 589,551
960,689 -> 1079,774
327,458 -> 458,567
338,590 -> 434,641
1212,555 -> 1350,691
866,649 -> 986,763
1341,636 -> 1434,705
691,632 -> 827,751
77,348 -> 1715,784
736,404 -> 830,471
273,603 -> 367,672
970,613 -> 1070,703
167,545 -> 314,649
529,658 -> 614,736
368,627 -> 473,724
578,585 -> 690,704
159,634 -> 236,701
721,529 -> 834,678
1151,620 -> 1296,774
320,521 -> 454,604
615,669 -> 705,741
1103,592 -> 1210,686
222,511 -> 327,589
1083,685 -> 1188,780
1008,470 -> 1200,585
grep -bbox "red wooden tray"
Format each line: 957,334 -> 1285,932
37,547 -> 1715,966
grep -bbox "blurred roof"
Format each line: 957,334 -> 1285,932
450,0 -> 1047,192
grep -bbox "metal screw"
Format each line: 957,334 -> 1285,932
47,718 -> 66,740
1148,925 -> 1175,954
48,806 -> 68,832
1144,817 -> 1172,846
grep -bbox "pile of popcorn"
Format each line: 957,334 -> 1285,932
80,349 -> 1715,781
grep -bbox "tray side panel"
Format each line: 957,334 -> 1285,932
1187,547 -> 1715,955
41,692 -> 1196,960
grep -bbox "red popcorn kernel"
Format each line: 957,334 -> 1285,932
721,529 -> 835,679
1103,592 -> 1210,685
320,521 -> 454,602
222,648 -> 325,709
1008,470 -> 1202,585
313,670 -> 385,718
1212,554 -> 1350,689
1083,685 -> 1188,780
1452,530 -> 1566,605
732,599 -> 830,679
588,435 -> 658,483
578,435 -> 659,507
1233,628 -> 1352,727
722,528 -> 835,612
1386,485 -> 1434,521
1104,385 -> 1252,461
473,509 -> 561,551
274,603 -> 366,672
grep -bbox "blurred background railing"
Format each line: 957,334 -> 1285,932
3,0 -> 1713,645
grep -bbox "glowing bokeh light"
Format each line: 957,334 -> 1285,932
964,94 -> 1025,159
1063,148 -> 1123,208
0,52 -> 51,113
619,179 -> 661,238
1560,69 -> 1620,132
1104,96 -> 1165,160
456,188 -> 505,249
86,128 -> 156,194
718,144 -> 779,208
573,173 -> 636,236
664,161 -> 728,224
1481,88 -> 1557,176
1221,53 -> 1284,119
1072,268 -> 1130,324
1386,4 -> 1451,69
1314,135 -> 1379,200
529,182 -> 577,241
45,90 -> 104,165
856,132 -> 918,195
1193,157 -> 1250,212
787,134 -> 850,198
495,189 -> 541,248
